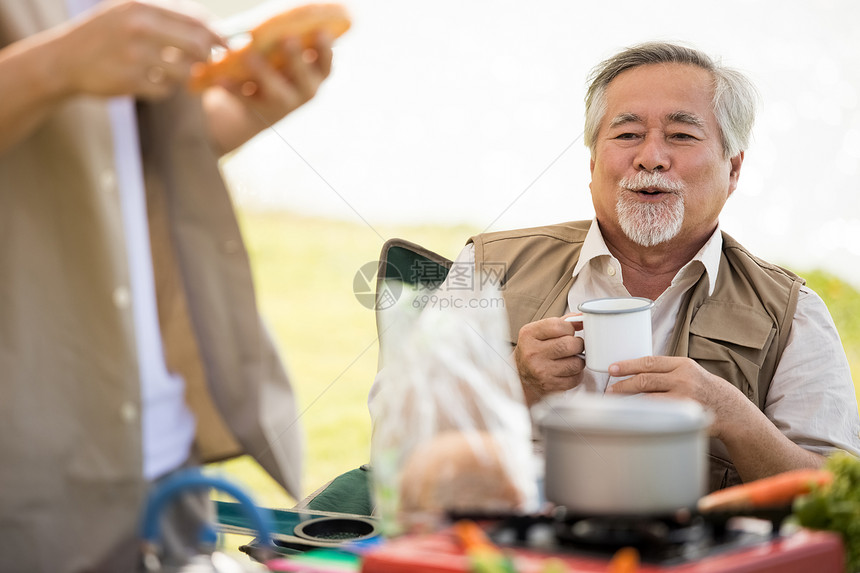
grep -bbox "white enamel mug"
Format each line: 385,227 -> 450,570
566,297 -> 654,372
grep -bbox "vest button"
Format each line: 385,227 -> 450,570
113,286 -> 131,309
100,169 -> 116,193
119,401 -> 138,424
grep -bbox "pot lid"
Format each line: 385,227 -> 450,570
537,393 -> 711,435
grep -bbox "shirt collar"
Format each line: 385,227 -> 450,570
572,218 -> 723,296
689,224 -> 722,296
572,219 -> 614,278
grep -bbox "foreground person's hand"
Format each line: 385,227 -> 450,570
202,31 -> 334,155
212,31 -> 333,124
58,0 -> 223,99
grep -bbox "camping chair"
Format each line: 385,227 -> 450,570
373,237 -> 454,369
376,237 -> 454,290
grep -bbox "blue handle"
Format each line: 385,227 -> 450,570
140,468 -> 274,549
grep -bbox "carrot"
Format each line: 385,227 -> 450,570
608,547 -> 639,573
453,519 -> 496,552
188,3 -> 351,92
453,521 -> 516,573
697,468 -> 833,512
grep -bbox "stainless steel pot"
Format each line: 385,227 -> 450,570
537,393 -> 711,515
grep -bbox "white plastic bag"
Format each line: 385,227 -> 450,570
370,280 -> 538,534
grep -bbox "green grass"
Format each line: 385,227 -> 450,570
208,211 -> 860,510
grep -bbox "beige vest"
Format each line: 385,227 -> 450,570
1,3 -> 302,570
470,221 -> 804,491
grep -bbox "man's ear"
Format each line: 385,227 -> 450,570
727,151 -> 744,196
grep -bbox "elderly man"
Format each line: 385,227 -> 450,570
454,42 -> 859,491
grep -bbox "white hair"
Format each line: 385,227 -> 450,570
584,42 -> 759,159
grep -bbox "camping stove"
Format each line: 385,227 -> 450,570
360,510 -> 844,573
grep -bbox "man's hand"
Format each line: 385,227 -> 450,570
0,0 -> 221,153
58,0 -> 223,100
203,32 -> 334,155
605,355 -> 746,439
514,316 -> 585,406
605,355 -> 826,481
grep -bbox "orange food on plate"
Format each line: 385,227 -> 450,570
189,3 -> 351,92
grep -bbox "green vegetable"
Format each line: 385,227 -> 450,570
793,452 -> 860,573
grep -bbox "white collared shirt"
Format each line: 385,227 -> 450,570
565,220 -> 721,394
450,220 -> 860,457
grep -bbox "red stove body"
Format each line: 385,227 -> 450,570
360,527 -> 844,573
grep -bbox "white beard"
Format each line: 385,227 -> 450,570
616,172 -> 685,247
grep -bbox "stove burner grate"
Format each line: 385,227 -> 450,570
486,508 -> 784,566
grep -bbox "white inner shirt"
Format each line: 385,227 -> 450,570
107,98 -> 195,481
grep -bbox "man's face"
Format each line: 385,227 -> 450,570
589,63 -> 743,250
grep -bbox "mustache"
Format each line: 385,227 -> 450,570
619,171 -> 684,193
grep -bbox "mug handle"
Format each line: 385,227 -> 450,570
564,315 -> 586,358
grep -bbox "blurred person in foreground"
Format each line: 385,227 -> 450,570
0,0 -> 335,570
407,42 -> 860,492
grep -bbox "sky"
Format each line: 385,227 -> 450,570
199,0 -> 860,287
